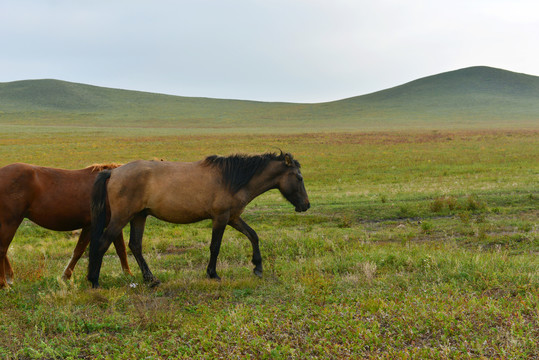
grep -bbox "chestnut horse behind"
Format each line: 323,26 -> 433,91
88,152 -> 310,288
0,163 -> 132,288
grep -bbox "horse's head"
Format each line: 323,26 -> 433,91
277,153 -> 310,212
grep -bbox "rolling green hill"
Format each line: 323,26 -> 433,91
1,66 -> 538,131
324,66 -> 539,127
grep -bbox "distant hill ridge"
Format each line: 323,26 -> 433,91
1,66 -> 539,130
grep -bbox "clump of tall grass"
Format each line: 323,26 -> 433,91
430,196 -> 458,212
430,195 -> 486,213
361,261 -> 377,282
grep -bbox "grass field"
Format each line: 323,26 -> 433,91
0,128 -> 538,359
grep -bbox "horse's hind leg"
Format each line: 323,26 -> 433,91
64,228 -> 132,281
0,220 -> 22,288
229,217 -> 263,277
88,222 -> 125,288
4,256 -> 14,285
128,213 -> 159,286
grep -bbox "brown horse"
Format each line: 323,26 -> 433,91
88,152 -> 310,288
0,163 -> 132,288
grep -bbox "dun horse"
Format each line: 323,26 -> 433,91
0,163 -> 132,288
88,152 -> 310,288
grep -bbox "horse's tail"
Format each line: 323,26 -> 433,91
88,169 -> 112,284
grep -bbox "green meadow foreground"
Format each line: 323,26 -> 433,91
0,129 -> 537,359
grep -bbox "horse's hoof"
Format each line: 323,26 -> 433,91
253,269 -> 263,278
123,270 -> 134,277
149,279 -> 161,288
0,282 -> 10,290
207,273 -> 221,281
57,276 -> 67,286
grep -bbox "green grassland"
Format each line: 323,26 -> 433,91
0,127 -> 537,359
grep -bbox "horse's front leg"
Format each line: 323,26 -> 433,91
206,214 -> 229,280
62,227 -> 91,280
112,232 -> 132,276
64,228 -> 132,281
229,217 -> 262,278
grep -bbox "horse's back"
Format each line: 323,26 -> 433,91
0,163 -> 96,230
109,160 -> 209,192
107,160 -> 222,223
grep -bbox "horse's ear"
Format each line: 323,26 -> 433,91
284,153 -> 293,167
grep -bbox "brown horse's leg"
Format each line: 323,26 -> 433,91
4,256 -> 14,285
229,217 -> 263,277
206,214 -> 230,280
112,233 -> 133,276
63,228 -> 132,281
62,227 -> 91,280
128,213 -> 159,286
0,220 -> 21,288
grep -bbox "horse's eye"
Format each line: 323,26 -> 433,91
297,174 -> 303,182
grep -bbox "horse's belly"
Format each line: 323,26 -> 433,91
151,212 -> 208,224
27,208 -> 88,231
148,205 -> 208,224
29,214 -> 86,231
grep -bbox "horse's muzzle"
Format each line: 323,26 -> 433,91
295,201 -> 310,212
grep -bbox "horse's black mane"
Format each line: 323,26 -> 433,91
202,152 -> 300,193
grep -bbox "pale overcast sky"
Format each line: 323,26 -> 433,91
1,0 -> 538,102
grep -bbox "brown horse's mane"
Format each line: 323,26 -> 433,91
87,163 -> 123,172
202,152 -> 300,193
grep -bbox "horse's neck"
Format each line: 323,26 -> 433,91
241,162 -> 283,203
